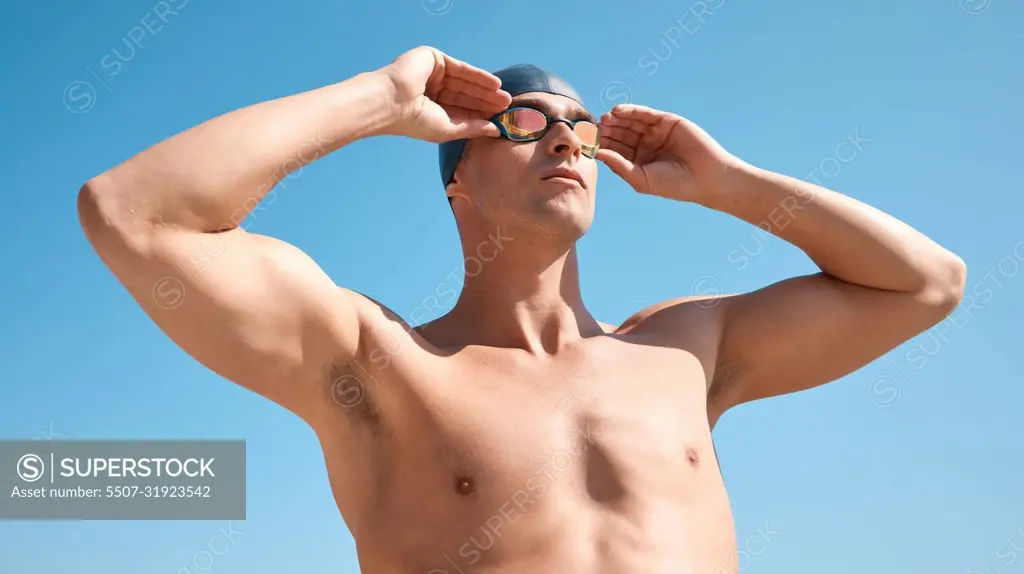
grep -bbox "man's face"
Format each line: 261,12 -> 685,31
448,92 -> 600,242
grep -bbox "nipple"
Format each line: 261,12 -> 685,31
685,447 -> 700,468
454,473 -> 476,495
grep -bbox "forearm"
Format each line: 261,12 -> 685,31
85,69 -> 397,232
701,162 -> 965,295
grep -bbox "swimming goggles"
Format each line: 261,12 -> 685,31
490,107 -> 601,158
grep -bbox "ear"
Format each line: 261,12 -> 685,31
446,157 -> 470,203
445,177 -> 467,219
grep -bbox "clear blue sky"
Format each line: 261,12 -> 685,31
2,0 -> 1021,571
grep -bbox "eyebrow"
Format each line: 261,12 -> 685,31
510,97 -> 596,123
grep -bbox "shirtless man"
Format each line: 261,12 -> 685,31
77,46 -> 966,573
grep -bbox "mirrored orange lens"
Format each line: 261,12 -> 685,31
573,121 -> 600,147
505,108 -> 547,138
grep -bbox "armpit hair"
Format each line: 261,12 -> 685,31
707,355 -> 743,404
328,360 -> 386,436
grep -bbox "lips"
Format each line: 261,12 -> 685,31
541,167 -> 585,188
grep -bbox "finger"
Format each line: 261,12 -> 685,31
599,125 -> 641,148
599,113 -> 647,134
444,105 -> 501,135
446,117 -> 501,139
442,76 -> 511,108
600,134 -> 637,162
608,104 -> 673,126
436,88 -> 507,114
595,149 -> 643,187
444,104 -> 490,120
440,52 -> 502,90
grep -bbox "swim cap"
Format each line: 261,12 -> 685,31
438,64 -> 585,188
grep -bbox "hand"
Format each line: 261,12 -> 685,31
596,104 -> 743,202
378,46 -> 512,143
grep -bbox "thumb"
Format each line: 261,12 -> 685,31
446,118 -> 500,140
596,149 -> 643,189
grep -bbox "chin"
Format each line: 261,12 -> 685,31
533,193 -> 594,239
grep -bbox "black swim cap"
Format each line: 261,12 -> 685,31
438,64 -> 584,188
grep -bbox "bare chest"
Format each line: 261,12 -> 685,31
338,338 -> 731,570
398,350 -> 714,502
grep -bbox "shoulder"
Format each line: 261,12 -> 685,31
339,287 -> 426,339
331,287 -> 432,372
617,294 -> 732,337
615,295 -> 735,396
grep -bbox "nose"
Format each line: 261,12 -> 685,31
543,120 -> 584,160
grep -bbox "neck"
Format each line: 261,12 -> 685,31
433,232 -> 602,354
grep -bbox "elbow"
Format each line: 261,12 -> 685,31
77,175 -> 120,241
940,251 -> 968,304
921,251 -> 967,314
77,173 -> 148,254
77,176 -> 109,242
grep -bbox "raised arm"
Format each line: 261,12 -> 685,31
78,47 -> 511,423
598,105 -> 966,415
698,164 -> 965,409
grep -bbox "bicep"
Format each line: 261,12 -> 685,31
83,218 -> 360,419
713,273 -> 948,408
